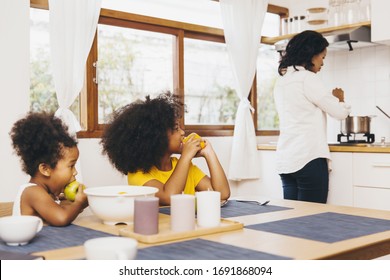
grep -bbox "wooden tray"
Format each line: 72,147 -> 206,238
119,218 -> 243,244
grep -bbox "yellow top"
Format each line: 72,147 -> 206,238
127,157 -> 206,195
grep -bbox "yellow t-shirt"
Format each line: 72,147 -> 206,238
127,157 -> 206,195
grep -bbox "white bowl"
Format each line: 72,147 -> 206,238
84,185 -> 159,225
0,215 -> 43,246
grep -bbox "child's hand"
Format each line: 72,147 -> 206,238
74,184 -> 88,208
197,139 -> 213,157
182,134 -> 203,159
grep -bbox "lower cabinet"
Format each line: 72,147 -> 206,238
330,152 -> 390,210
328,152 -> 353,206
353,153 -> 390,211
354,186 -> 390,211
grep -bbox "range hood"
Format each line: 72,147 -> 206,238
274,26 -> 375,52
325,26 -> 375,51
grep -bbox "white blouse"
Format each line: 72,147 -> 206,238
273,66 -> 351,174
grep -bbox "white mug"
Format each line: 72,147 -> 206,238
84,236 -> 138,260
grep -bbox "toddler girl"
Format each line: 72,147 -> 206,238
10,112 -> 88,226
100,92 -> 230,206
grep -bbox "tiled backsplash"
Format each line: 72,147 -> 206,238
321,45 -> 390,143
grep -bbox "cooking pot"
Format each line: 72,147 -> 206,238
340,115 -> 375,135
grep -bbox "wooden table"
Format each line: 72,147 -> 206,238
21,197 -> 390,260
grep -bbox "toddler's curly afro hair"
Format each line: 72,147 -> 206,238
10,111 -> 77,176
100,92 -> 184,174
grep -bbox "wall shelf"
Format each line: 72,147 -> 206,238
261,21 -> 371,45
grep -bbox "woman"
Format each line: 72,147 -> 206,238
273,30 -> 350,203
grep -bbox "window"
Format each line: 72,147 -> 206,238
96,24 -> 174,123
30,8 -> 56,112
184,37 -> 239,125
256,44 -> 280,130
82,10 -> 286,137
30,7 -> 79,119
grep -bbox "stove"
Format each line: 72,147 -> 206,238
337,133 -> 375,144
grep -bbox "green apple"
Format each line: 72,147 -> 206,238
64,181 -> 81,202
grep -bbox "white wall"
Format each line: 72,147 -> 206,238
77,139 -> 127,187
322,45 -> 390,143
0,0 -> 30,202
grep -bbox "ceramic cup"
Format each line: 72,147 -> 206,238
0,215 -> 43,246
84,236 -> 138,260
196,191 -> 221,228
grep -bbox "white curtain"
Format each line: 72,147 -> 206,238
220,0 -> 268,181
49,0 -> 101,135
49,0 -> 101,182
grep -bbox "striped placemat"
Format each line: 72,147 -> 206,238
0,224 -> 115,254
246,212 -> 390,243
136,238 -> 291,260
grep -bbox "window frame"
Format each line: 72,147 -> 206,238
30,0 -> 288,138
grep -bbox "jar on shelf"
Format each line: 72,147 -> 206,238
298,16 -> 306,32
359,0 -> 371,22
329,0 -> 345,26
289,17 -> 294,32
281,18 -> 289,35
343,0 -> 361,24
292,16 -> 299,33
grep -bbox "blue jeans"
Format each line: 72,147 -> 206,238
279,158 -> 329,204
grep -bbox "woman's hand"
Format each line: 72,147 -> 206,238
332,88 -> 345,102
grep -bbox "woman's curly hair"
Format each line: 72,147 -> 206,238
100,92 -> 184,175
278,30 -> 329,76
10,111 -> 77,176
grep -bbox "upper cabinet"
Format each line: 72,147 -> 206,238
371,0 -> 390,44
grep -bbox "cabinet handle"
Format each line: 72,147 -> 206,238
372,163 -> 390,168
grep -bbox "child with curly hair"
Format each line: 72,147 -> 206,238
100,92 -> 230,206
10,112 -> 88,226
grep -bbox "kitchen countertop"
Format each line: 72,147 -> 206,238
257,143 -> 390,153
